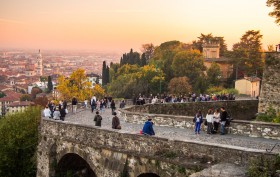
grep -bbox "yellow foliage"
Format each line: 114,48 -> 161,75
56,68 -> 93,101
93,84 -> 105,99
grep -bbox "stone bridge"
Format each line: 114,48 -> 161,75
37,108 -> 279,177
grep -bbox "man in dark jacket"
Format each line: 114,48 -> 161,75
94,111 -> 102,127
220,107 -> 228,135
142,118 -> 155,136
112,112 -> 121,129
60,108 -> 66,121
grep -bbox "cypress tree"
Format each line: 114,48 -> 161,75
47,76 -> 53,92
102,61 -> 107,86
106,66 -> 110,84
141,53 -> 147,66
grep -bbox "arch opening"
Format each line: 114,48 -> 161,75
56,153 -> 96,177
138,173 -> 160,177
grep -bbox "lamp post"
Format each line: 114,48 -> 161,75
155,64 -> 162,94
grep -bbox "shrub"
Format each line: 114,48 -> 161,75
257,105 -> 280,123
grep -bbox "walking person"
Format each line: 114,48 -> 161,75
213,109 -> 220,133
90,96 -> 96,112
72,97 -> 78,114
142,118 -> 155,136
60,107 -> 66,121
84,99 -> 88,109
206,109 -> 214,134
193,110 -> 203,135
94,111 -> 102,127
112,112 -> 121,129
110,99 -> 116,115
220,107 -> 228,135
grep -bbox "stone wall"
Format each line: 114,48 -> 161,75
37,119 -> 277,177
119,109 -> 280,140
125,100 -> 259,120
259,52 -> 280,113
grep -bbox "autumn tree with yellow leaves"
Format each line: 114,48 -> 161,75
56,68 -> 93,101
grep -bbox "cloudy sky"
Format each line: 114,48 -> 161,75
0,0 -> 279,52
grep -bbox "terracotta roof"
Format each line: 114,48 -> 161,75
0,91 -> 21,102
244,76 -> 261,82
7,101 -> 34,107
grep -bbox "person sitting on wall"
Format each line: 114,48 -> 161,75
142,118 -> 155,136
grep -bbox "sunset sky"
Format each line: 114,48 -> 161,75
0,0 -> 279,52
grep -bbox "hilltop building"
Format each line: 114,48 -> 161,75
203,42 -> 233,79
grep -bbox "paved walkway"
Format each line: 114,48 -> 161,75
63,108 -> 280,153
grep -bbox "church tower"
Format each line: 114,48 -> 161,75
36,49 -> 43,76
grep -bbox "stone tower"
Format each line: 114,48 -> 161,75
202,42 -> 220,59
36,49 -> 43,76
258,52 -> 280,113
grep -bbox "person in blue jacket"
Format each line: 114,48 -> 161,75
142,118 -> 155,136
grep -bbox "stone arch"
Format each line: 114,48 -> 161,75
56,153 -> 97,177
137,173 -> 160,177
55,143 -> 102,177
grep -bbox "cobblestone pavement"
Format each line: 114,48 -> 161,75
63,108 -> 280,153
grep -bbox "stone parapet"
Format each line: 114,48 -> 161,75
125,100 -> 259,120
119,109 -> 280,140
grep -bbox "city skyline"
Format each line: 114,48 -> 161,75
0,0 -> 279,52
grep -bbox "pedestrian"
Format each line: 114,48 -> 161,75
213,109 -> 220,133
206,109 -> 214,134
94,111 -> 102,126
43,106 -> 51,118
111,99 -> 116,115
72,97 -> 78,114
119,100 -> 126,108
220,107 -> 228,135
84,99 -> 88,109
193,110 -> 203,134
112,112 -> 121,129
100,99 -> 105,114
60,107 -> 66,121
90,96 -> 96,112
53,108 -> 61,120
142,118 -> 155,136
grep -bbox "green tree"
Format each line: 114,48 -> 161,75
171,50 -> 206,85
47,76 -> 53,93
267,0 -> 280,25
207,62 -> 222,86
56,68 -> 93,101
0,106 -> 41,177
0,92 -> 6,98
168,77 -> 192,95
232,30 -> 264,77
102,61 -> 108,86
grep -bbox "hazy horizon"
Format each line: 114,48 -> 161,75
1,0 -> 279,53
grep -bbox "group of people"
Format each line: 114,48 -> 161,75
193,107 -> 229,135
88,95 -> 117,115
134,93 -> 236,105
44,100 -> 68,121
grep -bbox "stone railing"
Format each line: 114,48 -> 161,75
119,109 -> 280,140
41,119 -> 277,166
125,100 -> 259,120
